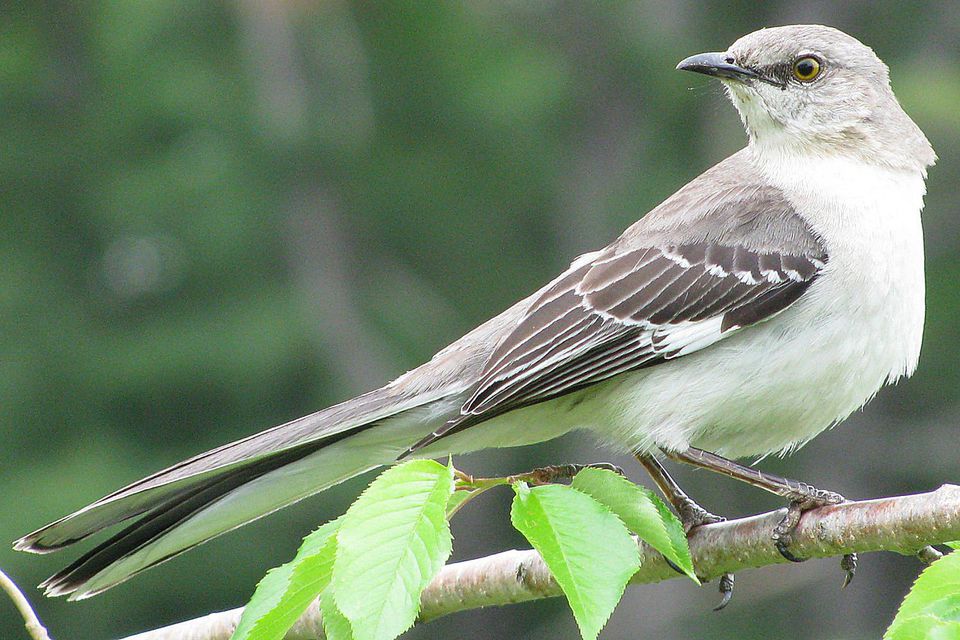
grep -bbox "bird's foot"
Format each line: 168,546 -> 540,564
714,573 -> 735,611
668,496 -> 734,610
771,486 -> 856,587
675,495 -> 725,532
633,453 -> 734,609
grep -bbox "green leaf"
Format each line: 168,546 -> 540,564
572,467 -> 697,582
231,518 -> 341,640
446,487 -> 481,519
886,547 -> 960,639
510,482 -> 641,640
885,615 -> 960,640
321,591 -> 355,640
331,459 -> 455,640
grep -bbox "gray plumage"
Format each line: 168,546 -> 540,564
720,25 -> 935,172
412,150 -> 826,450
15,24 -> 935,600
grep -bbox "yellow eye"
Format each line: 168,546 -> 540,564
792,56 -> 821,82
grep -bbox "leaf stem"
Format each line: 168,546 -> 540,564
449,463 -> 628,521
455,462 -> 625,491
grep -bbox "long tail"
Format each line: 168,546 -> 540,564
14,387 -> 458,600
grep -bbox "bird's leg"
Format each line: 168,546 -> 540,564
663,446 -> 857,585
635,454 -> 724,531
635,453 -> 734,610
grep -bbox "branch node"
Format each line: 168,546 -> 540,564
113,486 -> 960,640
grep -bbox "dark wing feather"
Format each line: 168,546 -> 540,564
407,239 -> 825,453
401,150 -> 832,454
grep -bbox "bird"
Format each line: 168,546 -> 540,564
16,24 -> 935,601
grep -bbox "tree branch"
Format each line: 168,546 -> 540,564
117,485 -> 960,640
0,568 -> 53,640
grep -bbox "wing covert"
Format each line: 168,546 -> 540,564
403,150 -> 829,455
407,240 -> 825,453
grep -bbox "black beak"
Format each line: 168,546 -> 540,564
676,52 -> 776,86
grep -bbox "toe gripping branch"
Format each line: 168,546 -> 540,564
769,489 -> 858,587
661,448 -> 864,589
636,448 -> 943,606
635,453 -> 734,610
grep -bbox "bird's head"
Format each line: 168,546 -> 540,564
678,25 -> 935,173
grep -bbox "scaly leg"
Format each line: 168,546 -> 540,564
635,454 -> 725,531
663,447 -> 858,586
635,453 -> 735,610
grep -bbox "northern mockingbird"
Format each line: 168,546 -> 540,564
18,24 -> 935,601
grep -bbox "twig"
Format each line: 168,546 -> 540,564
117,484 -> 960,640
0,568 -> 53,640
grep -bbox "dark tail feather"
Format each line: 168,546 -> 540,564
40,437 -> 331,598
14,385 -> 454,599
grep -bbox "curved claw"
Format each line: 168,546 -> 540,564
664,556 -> 685,576
713,573 -> 735,611
773,507 -> 805,562
772,500 -> 808,562
917,546 -> 943,565
774,537 -> 807,563
840,553 -> 857,589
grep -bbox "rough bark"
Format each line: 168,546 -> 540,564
115,485 -> 960,640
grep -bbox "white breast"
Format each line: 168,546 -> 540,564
578,151 -> 928,459
770,153 -> 927,382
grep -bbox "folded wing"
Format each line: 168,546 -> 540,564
411,226 -> 826,451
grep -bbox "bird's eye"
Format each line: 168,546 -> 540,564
792,56 -> 822,82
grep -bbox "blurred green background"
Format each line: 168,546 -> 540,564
2,2 -> 958,639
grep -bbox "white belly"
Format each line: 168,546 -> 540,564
577,153 -> 928,458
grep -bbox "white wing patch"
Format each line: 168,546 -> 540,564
761,269 -> 785,284
407,239 -> 826,453
651,316 -> 726,359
